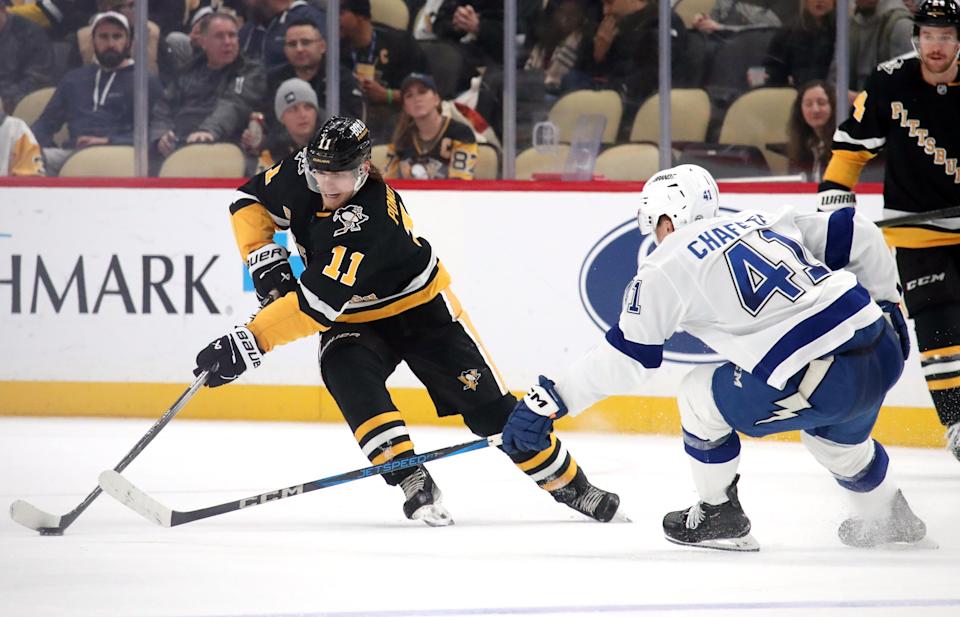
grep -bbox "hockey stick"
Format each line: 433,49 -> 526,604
9,297 -> 273,535
9,371 -> 209,535
876,205 -> 960,228
99,434 -> 503,527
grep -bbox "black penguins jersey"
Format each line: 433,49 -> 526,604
824,55 -> 960,248
384,118 -> 478,180
229,149 -> 451,351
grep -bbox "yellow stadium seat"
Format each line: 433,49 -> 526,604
548,90 -> 623,145
594,143 -> 660,181
631,89 -> 712,143
515,145 -> 572,180
474,143 -> 500,179
675,0 -> 717,28
159,143 -> 246,178
59,146 -> 136,177
371,0 -> 410,30
718,88 -> 797,174
371,144 -> 390,171
12,87 -> 56,126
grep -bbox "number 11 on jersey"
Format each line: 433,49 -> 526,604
322,246 -> 365,286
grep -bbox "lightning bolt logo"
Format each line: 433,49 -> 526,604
755,391 -> 809,424
754,356 -> 834,426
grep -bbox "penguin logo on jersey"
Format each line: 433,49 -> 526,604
458,369 -> 482,391
333,205 -> 369,236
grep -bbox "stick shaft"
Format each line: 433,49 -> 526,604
164,435 -> 501,526
876,205 -> 960,228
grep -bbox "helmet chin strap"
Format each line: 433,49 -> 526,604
353,163 -> 370,193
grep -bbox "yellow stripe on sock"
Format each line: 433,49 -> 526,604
515,434 -> 558,472
921,345 -> 960,360
353,410 -> 404,441
371,441 -> 415,465
541,459 -> 579,492
927,375 -> 960,391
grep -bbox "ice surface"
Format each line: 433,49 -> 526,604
1,418 -> 957,617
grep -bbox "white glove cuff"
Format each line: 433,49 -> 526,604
247,242 -> 289,273
523,385 -> 562,417
230,326 -> 263,371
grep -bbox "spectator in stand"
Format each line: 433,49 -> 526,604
0,1 -> 54,114
340,0 -> 428,142
0,109 -> 44,175
829,0 -> 913,99
266,17 -> 363,121
762,0 -> 836,87
240,0 -> 326,73
432,0 -> 504,90
8,0 -> 97,39
75,0 -> 161,75
33,11 -> 163,175
153,12 -> 265,160
567,0 -> 689,133
385,73 -> 477,180
786,79 -> 835,182
523,0 -> 594,96
691,0 -> 783,33
163,6 -> 215,78
252,77 -> 320,172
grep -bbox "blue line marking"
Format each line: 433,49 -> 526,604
189,598 -> 960,617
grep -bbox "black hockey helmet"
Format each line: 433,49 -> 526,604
305,116 -> 372,173
914,0 -> 960,34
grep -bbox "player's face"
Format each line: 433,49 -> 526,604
310,161 -> 369,209
917,26 -> 960,74
800,85 -> 831,131
655,215 -> 676,244
402,83 -> 440,120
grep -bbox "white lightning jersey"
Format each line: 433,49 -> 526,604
557,208 -> 900,415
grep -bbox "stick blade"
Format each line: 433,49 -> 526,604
98,471 -> 172,527
9,500 -> 63,532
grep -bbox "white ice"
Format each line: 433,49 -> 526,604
1,417 -> 958,617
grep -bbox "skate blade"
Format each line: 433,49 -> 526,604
611,509 -> 632,523
411,504 -> 454,527
665,533 -> 760,552
869,536 -> 939,550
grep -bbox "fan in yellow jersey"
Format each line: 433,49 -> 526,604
384,73 -> 478,180
817,0 -> 960,461
194,115 -> 620,525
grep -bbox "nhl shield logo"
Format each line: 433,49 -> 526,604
333,205 -> 369,236
458,369 -> 481,391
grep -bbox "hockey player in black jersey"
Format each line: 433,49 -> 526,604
192,116 -> 621,525
818,0 -> 960,462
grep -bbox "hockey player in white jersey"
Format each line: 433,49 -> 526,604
502,164 -> 928,551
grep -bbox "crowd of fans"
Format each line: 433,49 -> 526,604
0,0 -> 922,180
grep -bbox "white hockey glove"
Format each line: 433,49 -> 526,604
502,376 -> 568,453
194,326 -> 263,387
248,242 -> 297,303
817,188 -> 857,212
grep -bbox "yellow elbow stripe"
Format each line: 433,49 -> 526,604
882,227 -> 960,249
231,203 -> 277,259
247,292 -> 327,352
823,150 -> 874,189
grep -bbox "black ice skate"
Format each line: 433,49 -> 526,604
662,474 -> 759,552
400,467 -> 453,527
549,468 -> 622,522
838,489 -> 927,548
947,423 -> 960,463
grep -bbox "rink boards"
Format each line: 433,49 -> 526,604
0,180 -> 945,446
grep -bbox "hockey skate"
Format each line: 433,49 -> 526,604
946,422 -> 960,462
662,475 -> 759,552
400,467 -> 453,527
549,469 -> 622,522
838,489 -> 927,548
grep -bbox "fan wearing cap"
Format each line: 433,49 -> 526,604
253,77 -> 321,172
384,73 -> 477,180
196,115 -> 622,526
31,10 -> 163,175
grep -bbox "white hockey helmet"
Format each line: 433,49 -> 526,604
637,164 -> 720,238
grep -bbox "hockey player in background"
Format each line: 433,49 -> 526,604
502,164 -> 928,551
192,116 -> 621,526
818,0 -> 960,461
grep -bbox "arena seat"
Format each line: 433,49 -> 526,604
159,143 -> 246,178
474,143 -> 500,179
631,89 -> 711,143
718,87 -> 796,174
515,145 -> 571,180
11,87 -> 56,126
548,90 -> 622,145
675,0 -> 717,28
59,146 -> 135,177
371,0 -> 410,30
594,143 -> 660,181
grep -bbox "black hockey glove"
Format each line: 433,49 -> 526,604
502,375 -> 568,454
194,326 -> 264,387
248,242 -> 297,303
879,301 -> 911,360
